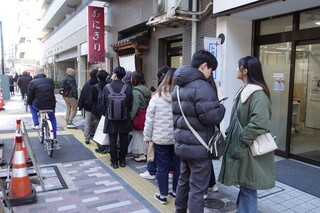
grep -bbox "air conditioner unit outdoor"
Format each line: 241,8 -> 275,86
153,0 -> 190,17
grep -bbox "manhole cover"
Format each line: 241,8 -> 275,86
204,198 -> 225,209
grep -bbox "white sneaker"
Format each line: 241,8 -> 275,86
33,125 -> 40,130
208,184 -> 219,192
134,155 -> 146,162
139,171 -> 156,180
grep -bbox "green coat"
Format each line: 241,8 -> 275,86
218,84 -> 275,190
130,84 -> 151,120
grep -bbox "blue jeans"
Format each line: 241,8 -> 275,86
30,103 -> 57,139
236,186 -> 258,213
154,144 -> 180,196
147,161 -> 157,175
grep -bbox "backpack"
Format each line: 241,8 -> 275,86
59,78 -> 69,96
95,84 -> 105,118
106,84 -> 128,120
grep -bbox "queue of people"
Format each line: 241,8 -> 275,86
18,49 -> 275,213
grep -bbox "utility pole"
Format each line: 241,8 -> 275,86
0,21 -> 4,75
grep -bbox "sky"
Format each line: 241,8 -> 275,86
0,0 -> 19,46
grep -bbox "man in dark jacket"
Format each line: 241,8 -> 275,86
91,70 -> 111,154
103,66 -> 133,169
172,50 -> 226,212
78,69 -> 99,144
17,71 -> 32,99
27,70 -> 57,141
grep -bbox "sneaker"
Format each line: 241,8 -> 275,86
66,123 -> 77,129
168,171 -> 173,179
203,194 -> 208,200
134,155 -> 146,162
154,193 -> 167,205
208,184 -> 219,192
168,191 -> 176,198
139,171 -> 156,180
33,125 -> 40,130
85,140 -> 90,144
95,148 -> 108,154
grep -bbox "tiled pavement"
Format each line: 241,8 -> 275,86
1,94 -> 320,212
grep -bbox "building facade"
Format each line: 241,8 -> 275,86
38,0 -> 320,166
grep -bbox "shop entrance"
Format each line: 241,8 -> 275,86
291,42 -> 320,163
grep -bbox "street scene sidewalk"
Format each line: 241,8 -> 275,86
0,94 -> 320,212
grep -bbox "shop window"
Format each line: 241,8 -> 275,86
260,15 -> 293,35
300,8 -> 320,30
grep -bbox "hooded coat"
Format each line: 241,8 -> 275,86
172,65 -> 226,160
218,84 -> 275,190
143,88 -> 174,145
130,84 -> 151,119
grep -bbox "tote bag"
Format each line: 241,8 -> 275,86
93,115 -> 110,145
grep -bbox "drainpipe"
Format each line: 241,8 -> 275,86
191,0 -> 197,57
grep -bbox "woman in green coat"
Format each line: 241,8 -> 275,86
218,56 -> 275,213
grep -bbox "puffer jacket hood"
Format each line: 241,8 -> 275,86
174,65 -> 206,87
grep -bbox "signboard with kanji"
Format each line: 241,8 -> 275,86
88,6 -> 105,63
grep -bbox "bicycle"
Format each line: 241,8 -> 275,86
37,110 -> 59,157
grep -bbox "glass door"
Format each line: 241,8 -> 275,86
291,42 -> 320,163
259,42 -> 292,153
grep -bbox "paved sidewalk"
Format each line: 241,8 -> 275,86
1,94 -> 320,212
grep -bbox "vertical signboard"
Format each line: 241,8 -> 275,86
204,37 -> 221,79
88,6 -> 105,63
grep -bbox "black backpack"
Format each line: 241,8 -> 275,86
106,84 -> 128,120
95,84 -> 105,118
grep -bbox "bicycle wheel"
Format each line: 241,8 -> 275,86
44,120 -> 54,157
38,121 -> 45,144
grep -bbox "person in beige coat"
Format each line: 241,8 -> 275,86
61,68 -> 78,128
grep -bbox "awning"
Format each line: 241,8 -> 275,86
111,30 -> 150,54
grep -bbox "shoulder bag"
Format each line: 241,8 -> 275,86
236,116 -> 277,156
177,86 -> 225,160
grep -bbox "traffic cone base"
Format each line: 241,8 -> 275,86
6,186 -> 37,207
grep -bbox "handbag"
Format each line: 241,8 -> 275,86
132,108 -> 147,130
177,86 -> 225,160
147,141 -> 154,162
93,115 -> 110,145
236,116 -> 277,156
250,132 -> 278,156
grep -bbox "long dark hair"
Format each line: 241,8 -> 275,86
156,68 -> 176,96
239,56 -> 270,99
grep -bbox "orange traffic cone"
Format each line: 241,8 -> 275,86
0,88 -> 4,110
22,139 -> 32,167
8,134 -> 37,206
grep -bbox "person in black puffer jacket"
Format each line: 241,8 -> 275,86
27,70 -> 57,140
172,50 -> 226,213
78,69 -> 99,144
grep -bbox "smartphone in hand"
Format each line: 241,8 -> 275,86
219,97 -> 228,102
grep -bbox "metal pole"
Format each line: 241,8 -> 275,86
0,21 -> 5,75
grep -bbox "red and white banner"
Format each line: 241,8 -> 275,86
88,6 -> 105,63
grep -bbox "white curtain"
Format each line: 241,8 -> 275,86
119,54 -> 136,71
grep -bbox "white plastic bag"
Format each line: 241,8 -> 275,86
93,116 -> 109,145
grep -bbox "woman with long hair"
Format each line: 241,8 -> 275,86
218,56 -> 275,213
144,68 -> 180,204
130,71 -> 151,161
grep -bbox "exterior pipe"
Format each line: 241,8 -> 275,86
191,0 -> 197,57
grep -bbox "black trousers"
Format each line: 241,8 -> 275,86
109,133 -> 129,163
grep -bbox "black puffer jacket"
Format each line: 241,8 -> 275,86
27,74 -> 56,110
78,78 -> 98,111
172,66 -> 226,160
